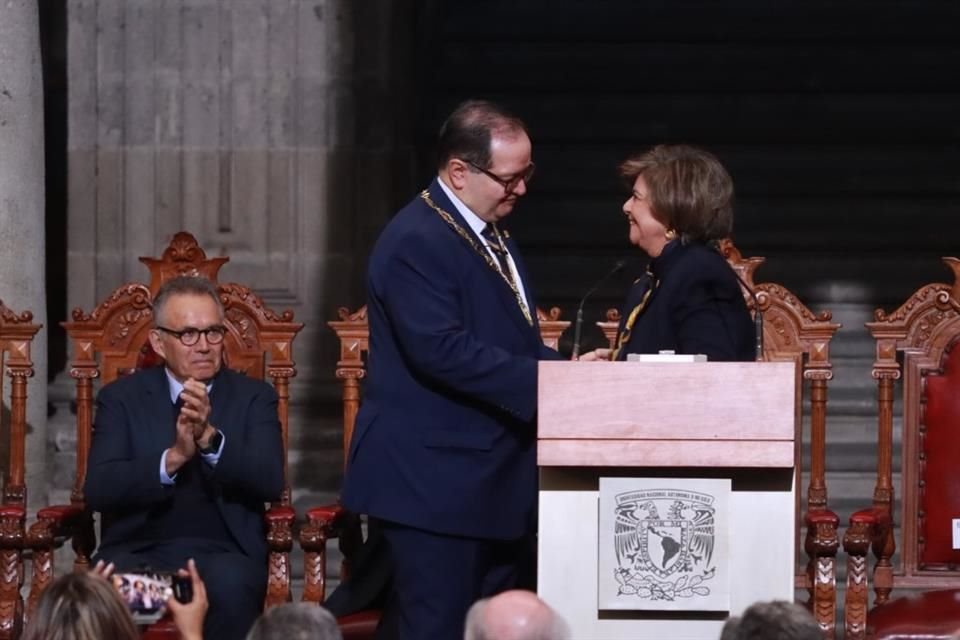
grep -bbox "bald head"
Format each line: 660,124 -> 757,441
464,590 -> 570,640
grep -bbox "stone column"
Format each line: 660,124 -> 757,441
0,0 -> 48,508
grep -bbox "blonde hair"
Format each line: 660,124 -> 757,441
22,572 -> 140,640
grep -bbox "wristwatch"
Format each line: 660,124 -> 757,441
198,429 -> 223,455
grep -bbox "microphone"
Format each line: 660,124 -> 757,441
571,259 -> 627,360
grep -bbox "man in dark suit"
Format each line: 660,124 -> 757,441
339,100 -> 561,639
84,275 -> 284,640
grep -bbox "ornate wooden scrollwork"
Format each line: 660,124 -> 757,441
25,232 -> 303,620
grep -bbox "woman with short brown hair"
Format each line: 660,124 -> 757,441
581,144 -> 754,362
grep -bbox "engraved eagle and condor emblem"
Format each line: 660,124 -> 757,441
610,489 -> 718,602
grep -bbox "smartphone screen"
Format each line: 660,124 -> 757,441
111,572 -> 174,624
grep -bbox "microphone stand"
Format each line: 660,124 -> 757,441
712,241 -> 764,362
571,260 -> 627,360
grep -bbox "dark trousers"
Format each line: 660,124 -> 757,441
374,521 -> 527,640
95,538 -> 265,640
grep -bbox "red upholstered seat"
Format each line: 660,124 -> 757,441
336,611 -> 381,640
866,589 -> 960,640
843,257 -> 960,640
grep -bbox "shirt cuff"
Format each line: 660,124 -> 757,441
160,449 -> 176,485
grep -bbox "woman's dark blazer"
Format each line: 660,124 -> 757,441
614,240 -> 755,362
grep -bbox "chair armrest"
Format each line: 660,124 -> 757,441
265,505 -> 296,552
804,508 -> 841,556
843,507 -> 895,640
264,505 -> 295,608
26,505 -> 88,551
0,505 -> 26,548
300,502 -> 364,604
305,504 -> 349,534
802,508 -> 841,634
25,504 -> 95,620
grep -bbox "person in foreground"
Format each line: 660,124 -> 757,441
338,99 -> 562,639
83,275 -> 285,640
580,144 -> 755,363
246,602 -> 342,640
464,590 -> 570,640
22,559 -> 208,640
719,600 -> 822,640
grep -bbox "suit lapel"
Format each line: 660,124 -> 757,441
143,367 -> 178,454
207,368 -> 231,436
425,180 -> 537,336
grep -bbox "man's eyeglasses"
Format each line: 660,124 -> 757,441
465,160 -> 535,193
156,325 -> 227,346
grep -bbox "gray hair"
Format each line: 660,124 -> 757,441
245,603 -> 342,640
732,601 -> 821,640
151,275 -> 224,327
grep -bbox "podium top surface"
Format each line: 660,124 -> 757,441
537,361 -> 797,468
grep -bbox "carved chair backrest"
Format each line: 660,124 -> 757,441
329,306 -> 570,461
63,232 -> 303,510
0,302 -> 41,507
864,258 -> 960,586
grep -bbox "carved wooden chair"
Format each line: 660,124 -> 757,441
24,232 -> 303,631
0,301 -> 41,639
299,305 -> 570,639
842,258 -> 960,640
596,240 -> 842,634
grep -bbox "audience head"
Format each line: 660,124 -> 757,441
719,615 -> 742,640
723,600 -> 821,640
464,590 -> 570,640
245,603 -> 343,640
22,572 -> 139,640
619,144 -> 734,255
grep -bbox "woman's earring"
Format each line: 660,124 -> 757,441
665,228 -> 677,241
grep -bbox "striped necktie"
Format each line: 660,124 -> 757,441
481,223 -> 516,286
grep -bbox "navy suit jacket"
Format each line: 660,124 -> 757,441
340,178 -> 560,541
615,241 -> 756,361
84,366 -> 284,561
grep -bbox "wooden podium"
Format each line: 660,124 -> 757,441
537,361 -> 797,640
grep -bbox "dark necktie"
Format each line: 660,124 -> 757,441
481,223 -> 516,286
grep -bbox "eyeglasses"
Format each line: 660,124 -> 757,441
156,325 -> 226,346
464,160 -> 535,193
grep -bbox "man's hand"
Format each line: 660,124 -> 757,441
179,378 -> 211,440
577,348 -> 612,361
165,412 -> 198,476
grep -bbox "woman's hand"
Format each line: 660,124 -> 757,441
167,559 -> 209,640
577,348 -> 612,361
90,559 -> 115,580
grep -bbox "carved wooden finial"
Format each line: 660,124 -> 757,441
139,231 -> 230,295
944,257 -> 960,304
0,300 -> 34,325
717,238 -> 765,289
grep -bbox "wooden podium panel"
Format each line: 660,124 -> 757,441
536,361 -> 797,639
537,361 -> 796,467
